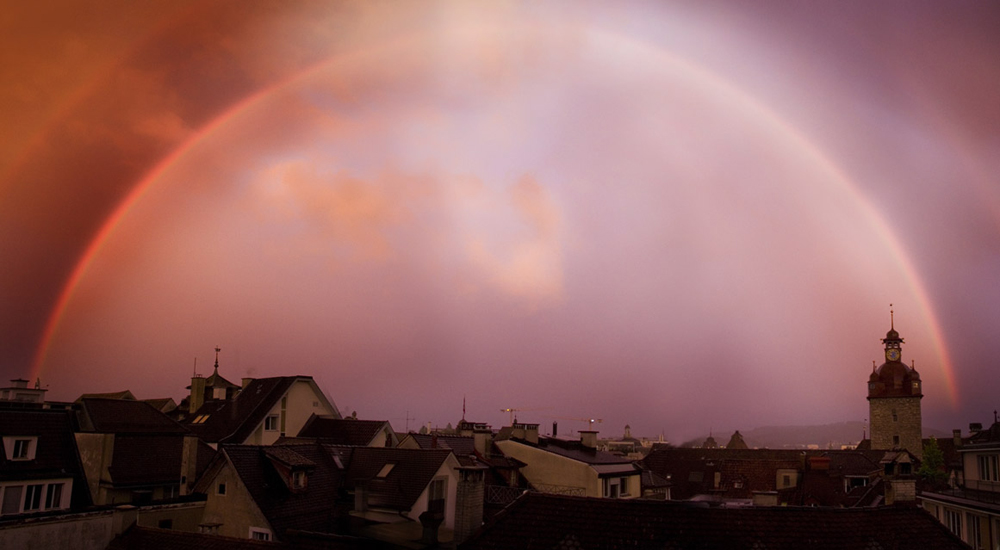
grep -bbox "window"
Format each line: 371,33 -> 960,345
782,475 -> 792,488
978,455 -> 999,482
892,435 -> 900,446
2,486 -> 23,515
213,387 -> 226,399
264,415 -> 279,431
892,409 -> 898,422
967,512 -> 982,548
946,509 -> 962,537
376,463 -> 395,478
24,484 -> 43,512
192,415 -> 210,424
217,482 -> 227,496
429,478 -> 446,511
44,483 -> 63,510
619,477 -> 629,496
899,462 -> 912,475
3,437 -> 37,461
293,470 -> 306,489
250,528 -> 272,541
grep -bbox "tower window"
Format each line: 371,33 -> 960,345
893,435 -> 900,446
892,409 -> 898,422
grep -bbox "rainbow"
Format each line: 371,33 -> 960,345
28,20 -> 959,406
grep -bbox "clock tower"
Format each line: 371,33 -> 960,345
866,310 -> 923,460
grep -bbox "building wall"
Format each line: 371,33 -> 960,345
922,497 -> 994,550
495,441 -> 599,497
406,460 -> 460,529
199,462 -> 273,540
869,396 -> 923,460
250,380 -> 336,446
74,433 -> 114,504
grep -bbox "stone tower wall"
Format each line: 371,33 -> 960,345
869,396 -> 923,460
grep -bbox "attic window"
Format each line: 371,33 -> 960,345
217,483 -> 227,496
3,436 -> 37,461
293,470 -> 307,489
265,415 -> 279,431
376,463 -> 395,478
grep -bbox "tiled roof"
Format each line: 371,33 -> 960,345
186,377 -> 297,443
297,416 -> 391,446
78,398 -> 189,434
107,524 -> 289,549
405,433 -> 477,456
0,408 -> 91,508
345,447 -> 453,511
223,443 -> 350,538
520,437 -> 634,466
75,390 -> 136,402
107,434 -> 215,487
461,492 -> 969,550
143,398 -> 177,413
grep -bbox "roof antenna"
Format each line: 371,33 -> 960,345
462,396 -> 466,421
214,346 -> 221,373
872,360 -> 876,373
193,357 -> 197,377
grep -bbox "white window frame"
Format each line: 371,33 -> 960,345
264,414 -> 279,432
249,527 -> 272,541
977,454 -> 999,482
3,437 -> 37,461
946,509 -> 962,538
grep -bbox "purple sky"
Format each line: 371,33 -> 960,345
2,2 -> 999,443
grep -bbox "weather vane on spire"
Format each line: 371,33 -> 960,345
890,303 -> 894,329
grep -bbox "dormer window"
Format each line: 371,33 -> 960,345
3,437 -> 37,461
293,470 -> 307,489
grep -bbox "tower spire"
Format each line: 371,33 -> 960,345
890,304 -> 894,330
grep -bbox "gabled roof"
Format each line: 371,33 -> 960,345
220,443 -> 350,538
403,433 -> 477,457
297,416 -> 393,447
462,492 -> 969,550
108,434 -> 215,487
186,377 -> 316,443
143,398 -> 177,413
345,447 -> 454,511
0,408 -> 91,508
77,398 -> 189,434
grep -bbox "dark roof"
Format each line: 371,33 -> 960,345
297,416 -> 391,446
345,447 -> 453,511
516,437 -> 634,466
75,390 -> 135,402
405,433 -> 477,456
108,434 -> 215,487
642,448 -> 803,500
966,422 -> 1000,448
143,398 -> 177,413
78,398 -> 189,434
460,492 -> 969,550
222,443 -> 351,538
107,524 -> 288,549
186,377 -> 299,443
0,408 -> 91,509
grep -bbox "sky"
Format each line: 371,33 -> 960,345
2,1 -> 999,443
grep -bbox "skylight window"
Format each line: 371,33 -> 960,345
376,463 -> 395,478
192,415 -> 210,424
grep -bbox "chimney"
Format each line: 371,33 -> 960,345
553,421 -> 558,438
242,377 -> 253,389
189,375 -> 206,415
179,434 -> 199,495
473,429 -> 491,457
954,429 -> 963,447
580,430 -> 598,449
453,467 -> 485,544
354,481 -> 368,513
525,424 -> 539,444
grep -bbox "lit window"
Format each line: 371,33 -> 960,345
265,415 -> 279,431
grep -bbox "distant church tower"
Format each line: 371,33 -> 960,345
867,310 -> 923,460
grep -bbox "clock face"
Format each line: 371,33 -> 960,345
886,348 -> 901,362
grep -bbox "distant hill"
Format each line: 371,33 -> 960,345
680,422 -> 953,449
